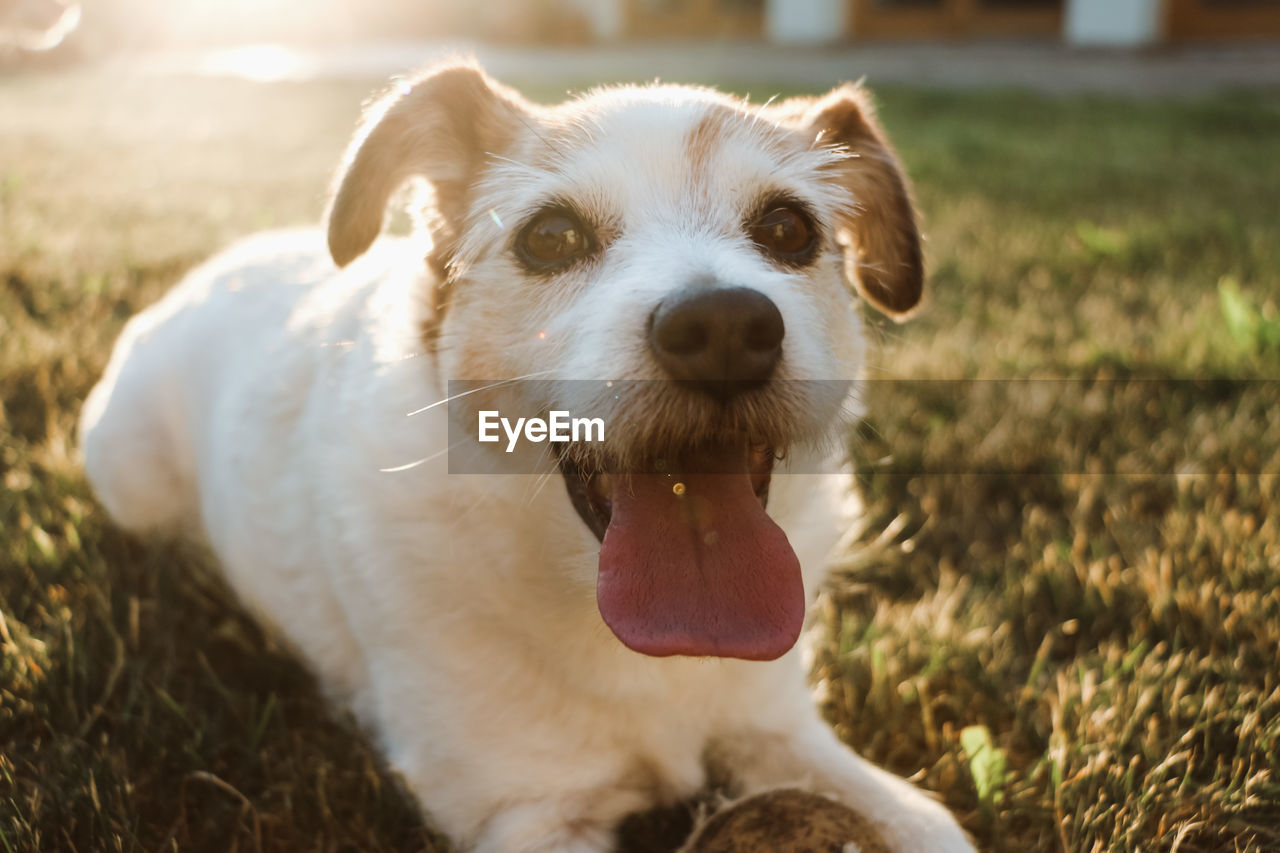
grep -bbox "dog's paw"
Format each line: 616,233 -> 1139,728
872,793 -> 976,853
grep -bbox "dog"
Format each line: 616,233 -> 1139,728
79,62 -> 974,852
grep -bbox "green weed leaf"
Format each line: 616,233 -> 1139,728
961,725 -> 1008,806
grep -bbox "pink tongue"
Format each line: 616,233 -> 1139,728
596,455 -> 805,661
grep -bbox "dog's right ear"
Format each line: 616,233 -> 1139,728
327,63 -> 529,268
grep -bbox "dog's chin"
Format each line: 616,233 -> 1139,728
555,438 -> 804,662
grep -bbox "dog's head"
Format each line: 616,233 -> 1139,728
328,63 -> 922,662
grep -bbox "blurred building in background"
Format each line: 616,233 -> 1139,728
9,0 -> 1279,58
616,0 -> 1280,46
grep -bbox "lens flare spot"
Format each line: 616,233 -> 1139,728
673,482 -> 686,496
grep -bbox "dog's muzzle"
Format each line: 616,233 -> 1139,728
558,285 -> 805,663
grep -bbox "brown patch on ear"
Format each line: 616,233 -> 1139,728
782,84 -> 924,319
326,62 -> 530,268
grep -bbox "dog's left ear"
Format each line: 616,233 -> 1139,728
327,63 -> 530,268
780,84 -> 924,319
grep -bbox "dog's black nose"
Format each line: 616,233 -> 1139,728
648,286 -> 785,402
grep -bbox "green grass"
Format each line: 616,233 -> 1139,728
2,68 -> 1278,852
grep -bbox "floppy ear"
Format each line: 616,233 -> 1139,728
327,63 -> 529,268
786,84 -> 924,319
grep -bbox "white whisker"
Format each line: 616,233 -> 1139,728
521,441 -> 562,504
524,469 -> 556,504
378,438 -> 468,473
450,489 -> 496,527
405,370 -> 556,417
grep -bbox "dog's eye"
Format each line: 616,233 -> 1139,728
749,204 -> 817,265
517,209 -> 593,270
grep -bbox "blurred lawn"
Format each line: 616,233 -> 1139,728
1,69 -> 1279,852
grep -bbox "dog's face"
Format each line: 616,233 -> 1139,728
328,64 -> 922,663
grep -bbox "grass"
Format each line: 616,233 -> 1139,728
1,66 -> 1278,852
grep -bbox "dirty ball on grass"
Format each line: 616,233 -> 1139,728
680,788 -> 890,853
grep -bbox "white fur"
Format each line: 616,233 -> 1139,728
80,70 -> 973,852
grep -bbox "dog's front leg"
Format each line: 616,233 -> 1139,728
387,732 -> 658,853
468,789 -> 650,853
711,711 -> 975,853
370,655 -> 685,853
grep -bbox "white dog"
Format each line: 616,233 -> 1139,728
80,63 -> 974,852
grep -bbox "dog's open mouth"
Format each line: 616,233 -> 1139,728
557,441 -> 805,662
